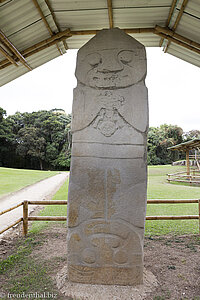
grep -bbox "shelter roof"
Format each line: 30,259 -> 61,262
0,0 -> 199,86
168,139 -> 200,151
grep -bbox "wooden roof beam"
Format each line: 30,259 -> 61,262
0,39 -> 17,55
172,0 -> 189,31
0,45 -> 18,66
44,0 -> 68,51
159,0 -> 178,47
0,36 -> 68,69
155,31 -> 200,55
107,0 -> 114,29
156,26 -> 200,50
32,0 -> 63,55
164,0 -> 189,53
0,27 -> 154,69
1,26 -> 199,70
70,27 -> 155,35
0,29 -> 72,69
0,29 -> 32,70
167,0 -> 179,26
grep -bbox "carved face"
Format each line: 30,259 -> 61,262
76,48 -> 146,89
75,29 -> 146,89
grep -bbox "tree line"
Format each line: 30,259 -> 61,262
0,107 -> 199,170
148,125 -> 200,165
0,108 -> 71,170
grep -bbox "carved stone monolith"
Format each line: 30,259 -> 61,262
67,28 -> 148,285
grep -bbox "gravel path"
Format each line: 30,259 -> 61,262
0,172 -> 68,236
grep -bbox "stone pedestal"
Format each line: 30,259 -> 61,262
67,28 -> 148,285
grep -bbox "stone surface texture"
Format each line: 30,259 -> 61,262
67,28 -> 148,285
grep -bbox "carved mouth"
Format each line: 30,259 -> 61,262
91,74 -> 129,84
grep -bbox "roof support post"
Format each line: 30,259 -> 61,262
186,148 -> 190,176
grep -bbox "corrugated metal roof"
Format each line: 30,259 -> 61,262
170,0 -> 200,43
0,0 -> 199,87
167,43 -> 200,67
0,45 -> 65,86
168,139 -> 200,151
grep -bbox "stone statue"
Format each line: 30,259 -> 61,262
67,28 -> 148,285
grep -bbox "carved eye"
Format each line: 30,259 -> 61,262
86,53 -> 102,67
118,50 -> 133,64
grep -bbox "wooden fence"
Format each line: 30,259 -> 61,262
0,199 -> 200,236
167,170 -> 200,185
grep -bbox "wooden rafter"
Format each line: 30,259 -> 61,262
159,0 -> 177,47
0,27 -> 154,68
0,45 -> 18,66
164,0 -> 189,53
32,0 -> 63,55
0,29 -> 32,70
0,39 -> 15,54
0,26 -> 199,70
71,28 -> 155,35
155,31 -> 200,55
167,0 -> 179,26
172,0 -> 189,31
124,28 -> 155,34
156,26 -> 200,50
0,28 -> 71,69
44,0 -> 68,51
107,0 -> 114,29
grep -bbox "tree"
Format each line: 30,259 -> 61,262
147,124 -> 183,165
0,108 -> 16,167
17,127 -> 46,170
183,130 -> 200,141
13,109 -> 72,170
52,146 -> 71,170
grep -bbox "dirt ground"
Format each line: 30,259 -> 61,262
144,234 -> 200,300
0,223 -> 200,300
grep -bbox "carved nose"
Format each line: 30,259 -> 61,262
97,57 -> 123,73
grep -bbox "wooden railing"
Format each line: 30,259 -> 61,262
0,199 -> 200,236
0,200 -> 67,236
189,155 -> 200,159
167,170 -> 200,184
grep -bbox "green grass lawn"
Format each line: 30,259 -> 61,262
147,165 -> 200,199
31,165 -> 200,236
0,167 -> 59,197
146,165 -> 199,235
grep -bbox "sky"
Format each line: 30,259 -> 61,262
0,47 -> 199,133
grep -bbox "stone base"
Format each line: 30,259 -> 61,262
68,264 -> 143,285
56,265 -> 158,300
